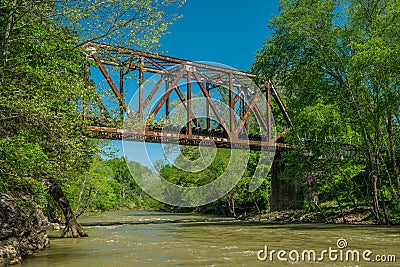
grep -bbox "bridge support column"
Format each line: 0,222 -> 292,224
270,148 -> 303,211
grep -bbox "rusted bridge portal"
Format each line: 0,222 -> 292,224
83,43 -> 292,150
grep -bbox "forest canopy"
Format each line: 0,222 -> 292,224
0,0 -> 185,236
252,0 -> 400,224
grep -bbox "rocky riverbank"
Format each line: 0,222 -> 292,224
0,194 -> 49,266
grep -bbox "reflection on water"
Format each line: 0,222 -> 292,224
23,210 -> 399,266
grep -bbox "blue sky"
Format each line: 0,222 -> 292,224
159,0 -> 280,71
110,0 -> 280,165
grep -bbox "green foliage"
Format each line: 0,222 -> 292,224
158,148 -> 271,215
0,133 -> 48,204
253,0 -> 400,223
1,0 -> 185,69
0,0 -> 184,219
160,147 -> 229,187
107,158 -> 159,208
58,0 -> 185,50
1,2 -> 96,171
61,157 -> 167,212
63,158 -> 120,212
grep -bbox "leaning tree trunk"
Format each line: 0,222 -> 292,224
47,177 -> 88,238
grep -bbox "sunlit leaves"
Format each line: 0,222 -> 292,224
253,0 -> 400,221
0,133 -> 48,204
0,0 -> 184,208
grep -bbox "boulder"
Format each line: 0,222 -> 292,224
0,194 -> 50,266
0,238 -> 20,266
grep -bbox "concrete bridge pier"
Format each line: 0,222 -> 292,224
270,148 -> 304,211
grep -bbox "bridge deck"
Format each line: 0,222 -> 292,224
87,126 -> 290,151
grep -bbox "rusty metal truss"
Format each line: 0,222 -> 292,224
82,42 -> 293,151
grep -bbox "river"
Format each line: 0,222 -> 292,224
22,210 -> 399,266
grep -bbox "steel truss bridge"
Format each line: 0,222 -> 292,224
82,43 -> 292,151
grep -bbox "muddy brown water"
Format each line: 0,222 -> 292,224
22,210 -> 399,266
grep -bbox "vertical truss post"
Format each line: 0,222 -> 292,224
229,73 -> 235,140
165,79 -> 170,119
266,81 -> 272,142
119,68 -> 124,122
187,69 -> 192,137
243,88 -> 247,132
240,90 -> 245,127
206,83 -> 211,130
139,58 -> 144,119
193,71 -> 229,133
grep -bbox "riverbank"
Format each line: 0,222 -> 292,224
82,205 -> 400,225
246,207 -> 400,225
0,194 -> 49,266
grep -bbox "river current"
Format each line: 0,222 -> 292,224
22,210 -> 399,266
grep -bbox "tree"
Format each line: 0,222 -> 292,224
253,0 -> 400,224
105,157 -> 153,208
64,157 -> 120,214
0,4 -> 98,236
158,147 -> 271,216
0,0 -> 185,237
1,0 -> 185,68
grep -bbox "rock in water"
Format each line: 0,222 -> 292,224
0,194 -> 50,266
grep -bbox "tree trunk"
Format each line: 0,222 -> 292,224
47,177 -> 88,238
386,111 -> 399,188
373,122 -> 389,225
231,197 -> 236,217
370,172 -> 382,224
227,196 -> 236,217
333,187 -> 347,224
375,154 -> 389,225
377,174 -> 390,225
